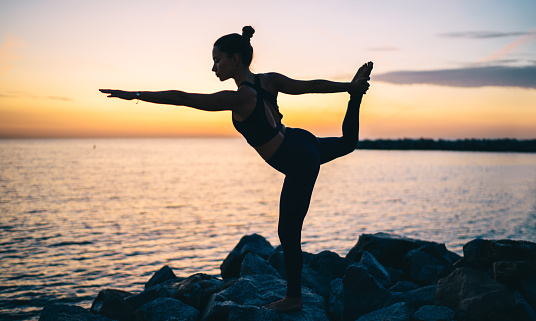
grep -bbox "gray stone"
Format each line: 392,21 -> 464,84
124,288 -> 160,309
145,265 -> 177,290
512,290 -> 536,321
240,252 -> 281,278
389,281 -> 419,292
359,251 -> 391,288
413,305 -> 455,321
403,244 -> 456,286
493,260 -> 536,288
457,239 -> 536,271
40,304 -> 113,321
220,234 -> 274,279
329,264 -> 394,321
268,249 -> 353,301
356,302 -> 410,321
139,297 -> 200,321
346,233 -> 435,269
168,273 -> 224,311
201,274 -> 328,321
435,267 -> 515,320
391,285 -> 436,310
520,277 -> 536,314
90,289 -> 135,321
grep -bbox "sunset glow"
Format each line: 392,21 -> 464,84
1,0 -> 535,139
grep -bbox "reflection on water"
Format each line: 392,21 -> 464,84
1,138 -> 535,319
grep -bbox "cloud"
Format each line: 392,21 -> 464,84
374,65 -> 536,89
479,29 -> 536,63
439,31 -> 529,39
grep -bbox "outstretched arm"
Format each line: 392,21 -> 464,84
266,73 -> 368,95
99,89 -> 245,112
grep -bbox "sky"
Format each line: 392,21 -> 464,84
1,0 -> 535,139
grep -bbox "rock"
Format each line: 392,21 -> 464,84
385,267 -> 405,285
359,251 -> 391,288
40,304 -> 112,321
268,249 -> 353,301
512,290 -> 536,321
435,267 -> 515,320
403,244 -> 456,286
355,302 -> 410,321
329,264 -> 394,321
145,265 -> 177,290
457,239 -> 536,271
90,289 -> 135,321
220,234 -> 274,279
493,260 -> 536,288
346,233 -> 435,269
139,297 -> 200,321
389,281 -> 419,292
201,274 -> 328,321
240,252 -> 281,278
168,273 -> 224,311
413,305 -> 455,321
391,285 -> 436,310
520,277 -> 536,312
124,288 -> 160,309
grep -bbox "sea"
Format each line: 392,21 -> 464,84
1,138 -> 535,320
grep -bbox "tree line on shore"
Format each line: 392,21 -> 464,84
357,138 -> 536,152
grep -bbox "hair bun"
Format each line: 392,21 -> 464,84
242,26 -> 255,41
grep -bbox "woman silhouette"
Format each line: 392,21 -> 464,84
100,26 -> 372,312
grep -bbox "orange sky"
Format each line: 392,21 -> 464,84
1,0 -> 535,139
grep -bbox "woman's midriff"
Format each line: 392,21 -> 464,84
254,125 -> 286,161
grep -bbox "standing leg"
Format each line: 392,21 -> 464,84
264,135 -> 320,312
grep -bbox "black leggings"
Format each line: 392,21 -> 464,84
266,95 -> 362,297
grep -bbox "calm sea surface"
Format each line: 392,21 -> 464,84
1,138 -> 536,320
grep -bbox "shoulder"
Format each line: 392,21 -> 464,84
258,73 -> 282,95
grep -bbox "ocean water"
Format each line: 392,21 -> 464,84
1,138 -> 535,320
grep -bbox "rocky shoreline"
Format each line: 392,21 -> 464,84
40,233 -> 536,321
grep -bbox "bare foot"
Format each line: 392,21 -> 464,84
352,61 -> 373,82
263,296 -> 303,312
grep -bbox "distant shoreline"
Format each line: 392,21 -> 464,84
357,138 -> 536,153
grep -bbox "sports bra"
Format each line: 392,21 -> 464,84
233,74 -> 283,147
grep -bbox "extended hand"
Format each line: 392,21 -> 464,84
99,89 -> 137,100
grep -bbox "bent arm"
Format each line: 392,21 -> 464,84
99,89 -> 243,112
266,72 -> 368,95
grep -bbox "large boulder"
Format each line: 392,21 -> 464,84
220,234 -> 274,279
403,243 -> 458,286
329,265 -> 394,321
358,251 -> 391,288
138,297 -> 200,321
145,265 -> 178,289
268,249 -> 353,300
346,233 -> 436,269
391,285 -> 436,310
201,274 -> 328,321
40,304 -> 113,321
493,260 -> 536,288
241,252 -> 281,278
90,289 -> 136,321
355,302 -> 410,321
167,273 -> 224,311
435,267 -> 515,320
413,305 -> 455,321
520,277 -> 536,312
456,239 -> 536,271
